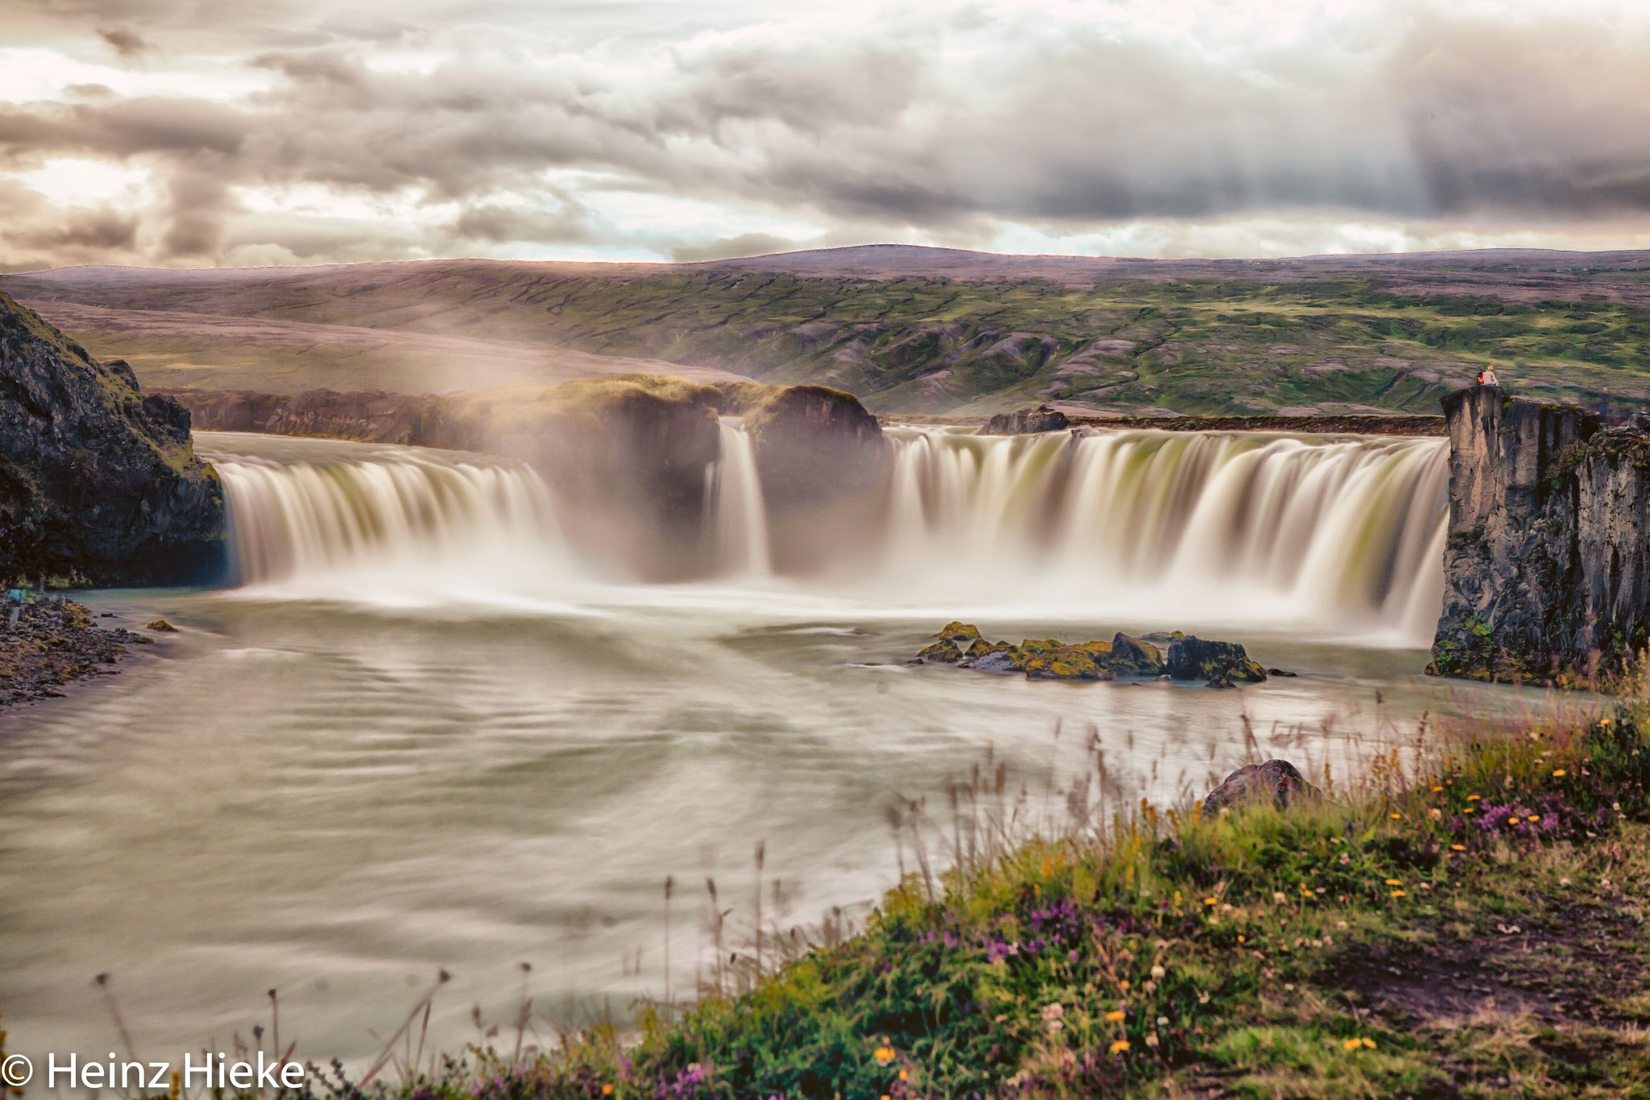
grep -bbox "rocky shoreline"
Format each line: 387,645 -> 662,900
0,598 -> 155,709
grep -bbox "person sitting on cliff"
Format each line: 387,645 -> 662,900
1477,364 -> 1500,387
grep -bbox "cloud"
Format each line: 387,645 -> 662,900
4,0 -> 1650,267
96,25 -> 152,59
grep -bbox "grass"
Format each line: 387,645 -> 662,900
43,679 -> 1650,1099
16,269 -> 1650,415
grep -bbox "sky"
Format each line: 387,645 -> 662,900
2,0 -> 1650,270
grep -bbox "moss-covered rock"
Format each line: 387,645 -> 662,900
914,639 -> 964,664
1106,631 -> 1164,675
1166,636 -> 1267,683
935,621 -> 982,643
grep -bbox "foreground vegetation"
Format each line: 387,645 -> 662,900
51,685 -> 1631,1099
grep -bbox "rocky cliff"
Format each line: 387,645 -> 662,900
1430,385 -> 1650,684
0,292 -> 224,585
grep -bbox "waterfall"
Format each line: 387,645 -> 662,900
871,427 -> 1449,641
206,436 -> 576,602
201,426 -> 1448,642
706,419 -> 772,578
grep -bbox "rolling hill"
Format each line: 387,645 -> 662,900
6,245 -> 1650,415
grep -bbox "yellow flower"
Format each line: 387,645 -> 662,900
1430,785 -> 1444,793
1385,878 -> 1402,886
1601,717 -> 1613,727
898,1069 -> 908,1082
1552,769 -> 1567,778
1389,812 -> 1401,820
601,1087 -> 613,1097
1109,1039 -> 1130,1055
874,1045 -> 896,1065
1528,815 -> 1542,822
1467,793 -> 1482,802
1463,807 -> 1476,815
1105,1009 -> 1126,1023
1343,1037 -> 1363,1052
1390,889 -> 1407,898
1450,844 -> 1467,852
1362,1037 -> 1377,1049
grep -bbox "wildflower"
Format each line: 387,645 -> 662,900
1109,1039 -> 1130,1055
1390,889 -> 1406,898
874,1045 -> 896,1066
1203,896 -> 1217,907
1385,878 -> 1402,886
1343,1038 -> 1363,1052
1145,1033 -> 1160,1048
1450,844 -> 1466,852
898,1069 -> 908,1082
602,1088 -> 613,1097
1553,769 -> 1567,778
1601,718 -> 1613,727
1105,1008 -> 1126,1023
1150,964 -> 1166,980
1430,785 -> 1444,793
1389,812 -> 1401,820
1362,1038 -> 1377,1049
1157,1016 -> 1169,1027
1467,793 -> 1482,801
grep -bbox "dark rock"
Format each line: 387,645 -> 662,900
744,384 -> 890,505
1166,636 -> 1267,683
1106,631 -> 1165,675
965,649 -> 1017,674
1266,667 -> 1299,678
1203,759 -> 1318,814
982,404 -> 1070,435
0,293 -> 225,585
914,639 -> 964,664
1430,385 -> 1650,684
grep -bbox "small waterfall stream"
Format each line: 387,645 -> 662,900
706,418 -> 772,578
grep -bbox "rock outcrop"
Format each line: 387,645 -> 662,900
982,404 -> 1070,434
1430,386 -> 1650,684
1,293 -> 224,585
917,624 -> 1266,687
743,385 -> 890,504
1203,760 -> 1318,814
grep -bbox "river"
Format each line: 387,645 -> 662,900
0,427 -> 1561,1068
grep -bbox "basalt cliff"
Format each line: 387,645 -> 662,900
0,292 -> 224,585
1430,385 -> 1650,684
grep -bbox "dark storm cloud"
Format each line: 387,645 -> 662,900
4,1 -> 1650,266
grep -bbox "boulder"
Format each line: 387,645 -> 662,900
965,649 -> 1018,674
1106,632 -> 1164,675
1023,646 -> 1113,681
1166,636 -> 1267,683
982,404 -> 1070,435
935,621 -> 982,643
0,293 -> 225,585
914,639 -> 964,664
1203,759 -> 1318,814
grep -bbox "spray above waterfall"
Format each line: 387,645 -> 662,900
200,425 -> 1447,642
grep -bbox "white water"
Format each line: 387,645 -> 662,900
706,419 -> 772,578
204,425 -> 1447,644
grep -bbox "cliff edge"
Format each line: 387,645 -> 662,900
0,292 -> 225,584
1430,386 -> 1650,684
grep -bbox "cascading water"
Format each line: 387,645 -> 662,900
202,432 -> 577,603
870,427 -> 1448,642
706,419 -> 772,578
200,425 -> 1447,642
